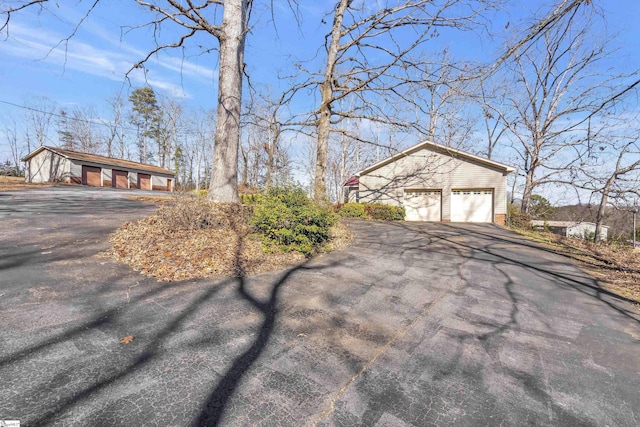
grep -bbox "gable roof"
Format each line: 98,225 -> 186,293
356,140 -> 514,177
22,146 -> 175,176
343,176 -> 359,187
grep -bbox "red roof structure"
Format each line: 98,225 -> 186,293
343,176 -> 359,187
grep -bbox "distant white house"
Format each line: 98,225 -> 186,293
531,220 -> 609,241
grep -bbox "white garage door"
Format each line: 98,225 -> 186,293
451,189 -> 493,222
404,190 -> 441,221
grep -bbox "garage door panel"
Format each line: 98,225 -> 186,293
82,166 -> 101,187
138,173 -> 151,190
451,189 -> 493,222
404,190 -> 441,221
112,170 -> 128,189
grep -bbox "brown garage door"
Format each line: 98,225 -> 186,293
112,170 -> 128,189
138,173 -> 151,190
82,166 -> 101,187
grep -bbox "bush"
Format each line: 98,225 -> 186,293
508,203 -> 531,229
190,189 -> 208,198
251,186 -> 337,256
156,197 -> 247,231
338,203 -> 369,219
240,193 -> 264,205
364,203 -> 405,221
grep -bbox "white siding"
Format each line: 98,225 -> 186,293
70,161 -> 82,182
25,150 -> 70,183
129,172 -> 138,189
567,223 -> 608,241
359,146 -> 508,221
102,168 -> 112,187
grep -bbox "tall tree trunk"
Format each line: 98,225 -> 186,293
208,0 -> 248,203
265,125 -> 275,191
314,0 -> 349,200
240,145 -> 248,187
594,186 -> 611,244
521,145 -> 539,214
521,167 -> 535,214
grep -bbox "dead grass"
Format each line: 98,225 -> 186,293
125,195 -> 175,206
514,228 -> 640,303
106,197 -> 351,282
0,176 -> 52,191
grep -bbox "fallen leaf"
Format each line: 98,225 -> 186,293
120,335 -> 135,344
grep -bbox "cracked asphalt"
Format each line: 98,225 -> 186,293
1,187 -> 639,426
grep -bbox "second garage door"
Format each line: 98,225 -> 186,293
82,166 -> 101,187
138,173 -> 151,190
451,189 -> 493,222
404,190 -> 442,221
112,170 -> 129,188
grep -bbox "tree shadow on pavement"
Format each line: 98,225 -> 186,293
392,221 -> 640,324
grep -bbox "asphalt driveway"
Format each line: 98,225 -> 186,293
0,187 -> 639,426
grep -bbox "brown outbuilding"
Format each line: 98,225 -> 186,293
22,146 -> 175,191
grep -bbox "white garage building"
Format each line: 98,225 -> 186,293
345,140 -> 514,225
22,146 -> 175,191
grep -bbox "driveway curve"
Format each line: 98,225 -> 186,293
0,187 -> 639,426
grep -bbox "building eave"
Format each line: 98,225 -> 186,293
22,146 -> 175,176
356,140 -> 515,177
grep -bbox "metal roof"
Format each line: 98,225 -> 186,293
343,176 -> 359,187
22,146 -> 175,176
530,220 -> 609,229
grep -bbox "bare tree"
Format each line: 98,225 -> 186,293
563,114 -> 640,243
306,0 -> 503,199
403,50 -> 479,150
133,0 -> 253,201
156,97 -> 184,169
2,0 -> 253,202
23,97 -> 56,151
486,7 -> 640,214
477,77 -> 508,159
4,118 -> 22,175
185,108 -> 215,191
102,94 -> 128,159
242,89 -> 299,190
67,106 -> 103,154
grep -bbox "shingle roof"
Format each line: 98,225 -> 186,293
23,146 -> 175,176
356,140 -> 515,177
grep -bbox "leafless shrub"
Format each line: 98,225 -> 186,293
155,196 -> 248,232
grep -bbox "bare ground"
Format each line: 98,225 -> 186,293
0,176 -> 51,191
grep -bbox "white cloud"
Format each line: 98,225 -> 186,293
3,20 -> 216,97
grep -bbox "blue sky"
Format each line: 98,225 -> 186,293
2,1 -> 638,116
1,0 -> 640,203
5,1 -> 637,114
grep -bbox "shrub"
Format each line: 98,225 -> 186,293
338,202 -> 369,219
364,203 -> 405,221
251,186 -> 337,256
191,189 -> 208,198
240,193 -> 264,205
156,196 -> 247,231
508,203 -> 531,229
